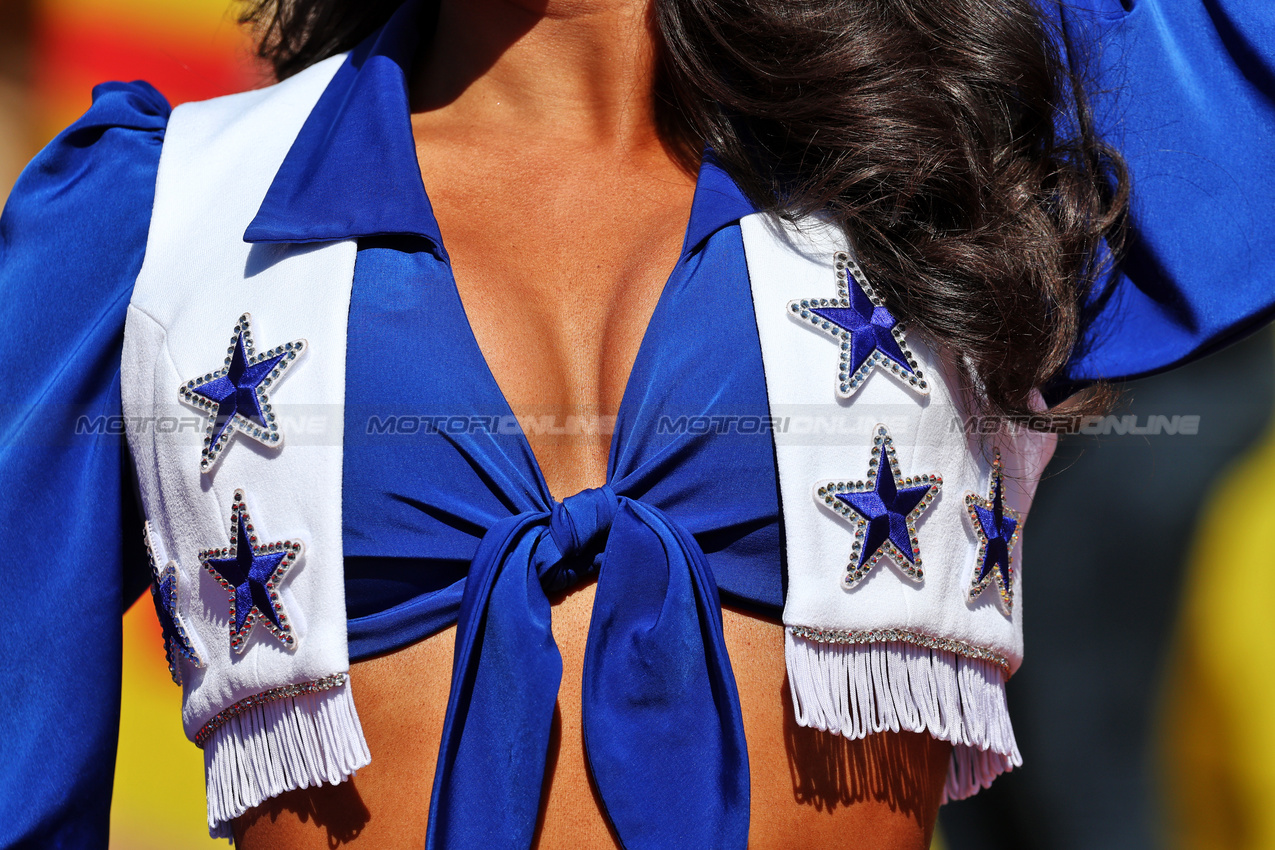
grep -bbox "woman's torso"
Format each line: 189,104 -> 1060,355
240,595 -> 948,848
232,98 -> 948,848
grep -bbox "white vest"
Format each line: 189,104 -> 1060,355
122,53 -> 1053,835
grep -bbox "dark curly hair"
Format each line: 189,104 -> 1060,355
239,0 -> 1128,422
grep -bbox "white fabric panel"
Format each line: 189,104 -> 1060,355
740,212 -> 1057,673
122,53 -> 359,742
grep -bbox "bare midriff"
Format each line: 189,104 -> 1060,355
236,593 -> 949,848
234,1 -> 951,844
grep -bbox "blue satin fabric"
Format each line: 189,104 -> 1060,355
239,6 -> 777,837
0,81 -> 166,847
3,0 -> 1275,845
1051,0 -> 1275,385
337,198 -> 775,847
428,489 -> 748,849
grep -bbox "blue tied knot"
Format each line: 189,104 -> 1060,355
542,485 -> 618,592
427,486 -> 750,850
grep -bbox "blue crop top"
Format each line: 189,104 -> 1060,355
338,177 -> 783,658
3,0 -> 1274,843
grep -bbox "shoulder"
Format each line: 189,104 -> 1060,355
0,81 -> 173,847
0,81 -> 170,399
1,80 -> 170,306
6,79 -> 170,224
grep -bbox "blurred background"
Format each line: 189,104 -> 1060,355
1,2 -> 1272,848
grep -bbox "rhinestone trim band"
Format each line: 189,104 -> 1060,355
194,672 -> 348,747
788,625 -> 1010,674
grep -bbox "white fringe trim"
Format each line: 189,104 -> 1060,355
785,628 -> 1021,802
202,678 -> 371,838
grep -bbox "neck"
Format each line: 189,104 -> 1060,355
410,0 -> 665,150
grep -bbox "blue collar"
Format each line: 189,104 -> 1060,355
244,0 -> 757,258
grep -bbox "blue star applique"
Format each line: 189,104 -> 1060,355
789,252 -> 928,399
178,312 -> 306,473
965,450 -> 1023,613
816,425 -> 941,587
143,522 -> 203,685
199,490 -> 303,654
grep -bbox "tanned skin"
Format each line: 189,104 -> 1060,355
235,1 -> 951,846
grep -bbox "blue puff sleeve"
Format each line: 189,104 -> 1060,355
0,81 -> 169,848
1054,0 -> 1275,382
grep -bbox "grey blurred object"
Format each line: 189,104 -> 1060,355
938,326 -> 1275,850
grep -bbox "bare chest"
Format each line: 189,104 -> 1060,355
416,151 -> 697,498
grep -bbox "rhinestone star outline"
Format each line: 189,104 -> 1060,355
198,490 -> 303,654
964,450 -> 1023,614
788,252 -> 928,399
143,521 -> 204,685
177,312 -> 307,473
815,425 -> 942,588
